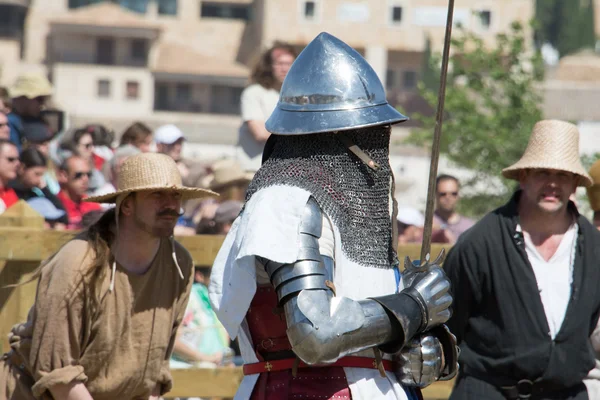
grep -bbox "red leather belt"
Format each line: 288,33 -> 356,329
243,356 -> 394,375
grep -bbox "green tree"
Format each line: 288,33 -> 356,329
406,21 -> 545,217
421,36 -> 439,92
535,0 -> 596,57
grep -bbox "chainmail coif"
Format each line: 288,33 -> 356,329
246,125 -> 397,269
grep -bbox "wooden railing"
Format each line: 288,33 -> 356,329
0,201 -> 454,399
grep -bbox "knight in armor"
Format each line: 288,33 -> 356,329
208,32 -> 458,400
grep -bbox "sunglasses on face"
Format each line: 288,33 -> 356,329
438,192 -> 458,197
73,171 -> 92,180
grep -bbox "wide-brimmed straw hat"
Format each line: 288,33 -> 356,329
10,73 -> 53,99
587,160 -> 600,211
203,159 -> 254,190
501,120 -> 592,187
85,153 -> 217,203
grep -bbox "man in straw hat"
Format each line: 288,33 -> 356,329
444,119 -> 600,400
0,153 -> 216,400
209,32 -> 457,400
7,73 -> 53,153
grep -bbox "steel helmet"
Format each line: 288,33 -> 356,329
265,32 -> 408,135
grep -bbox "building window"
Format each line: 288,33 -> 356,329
479,10 -> 491,29
118,0 -> 149,13
201,2 -> 251,21
96,37 -> 115,65
403,70 -> 417,89
68,0 -> 103,9
126,81 -> 139,99
386,69 -> 396,89
130,39 -> 147,61
391,6 -> 403,23
0,5 -> 27,39
304,1 -> 316,19
176,83 -> 191,103
69,0 -> 149,13
158,0 -> 177,15
210,85 -> 243,114
97,79 -> 111,98
155,82 -> 169,110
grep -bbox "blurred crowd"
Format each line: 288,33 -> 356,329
0,75 -> 249,235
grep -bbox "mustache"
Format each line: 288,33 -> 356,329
157,209 -> 183,217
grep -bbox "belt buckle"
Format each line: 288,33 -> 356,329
517,379 -> 534,399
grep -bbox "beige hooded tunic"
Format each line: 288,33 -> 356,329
0,236 -> 193,400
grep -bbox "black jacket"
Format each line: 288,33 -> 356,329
445,191 -> 600,390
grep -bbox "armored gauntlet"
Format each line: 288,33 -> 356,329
394,324 -> 459,388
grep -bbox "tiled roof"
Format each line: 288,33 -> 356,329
153,42 -> 249,78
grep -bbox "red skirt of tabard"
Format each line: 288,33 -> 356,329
246,285 -> 352,400
249,367 -> 352,400
245,285 -> 424,400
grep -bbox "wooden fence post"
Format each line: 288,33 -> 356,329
0,200 -> 45,353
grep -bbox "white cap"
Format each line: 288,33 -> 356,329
397,207 -> 425,227
154,124 -> 185,145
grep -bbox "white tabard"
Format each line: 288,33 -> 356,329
208,185 -> 412,400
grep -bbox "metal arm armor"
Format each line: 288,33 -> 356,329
257,197 -> 427,365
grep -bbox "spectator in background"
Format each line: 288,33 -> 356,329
204,158 -> 253,202
155,124 -> 189,181
396,206 -> 425,245
9,147 -> 67,227
213,200 -> 242,234
7,73 -> 53,152
59,127 -> 106,194
171,265 -> 232,370
0,139 -> 20,213
237,42 -> 297,171
0,111 -> 10,140
0,86 -> 11,113
586,159 -> 600,229
56,155 -> 102,230
196,200 -> 242,235
85,124 -> 115,170
21,118 -> 61,194
431,174 -> 475,244
120,121 -> 153,153
92,144 -> 141,209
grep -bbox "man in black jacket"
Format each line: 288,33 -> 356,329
445,119 -> 600,400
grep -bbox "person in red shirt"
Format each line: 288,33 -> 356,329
0,138 -> 20,213
56,155 -> 101,229
58,127 -> 106,195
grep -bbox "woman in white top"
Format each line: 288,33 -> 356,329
237,42 -> 297,171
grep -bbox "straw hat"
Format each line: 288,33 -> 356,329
10,73 -> 53,99
587,160 -> 600,211
203,159 -> 254,190
85,153 -> 216,203
501,120 -> 592,187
